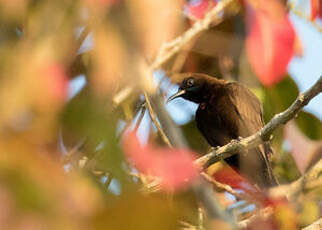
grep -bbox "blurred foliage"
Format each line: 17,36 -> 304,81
273,150 -> 301,183
295,111 -> 322,140
61,88 -> 125,176
0,0 -> 320,229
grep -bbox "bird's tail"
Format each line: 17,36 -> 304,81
228,145 -> 278,189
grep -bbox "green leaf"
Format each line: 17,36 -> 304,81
1,169 -> 51,212
61,87 -> 125,178
262,76 -> 299,121
295,111 -> 322,140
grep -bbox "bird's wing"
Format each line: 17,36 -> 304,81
225,82 -> 264,137
224,82 -> 278,187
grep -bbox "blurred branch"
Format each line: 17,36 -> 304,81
237,207 -> 273,229
134,106 -> 147,130
195,76 -> 322,168
68,52 -> 89,79
143,91 -> 173,147
151,0 -> 234,69
105,174 -> 113,190
113,86 -> 133,106
75,27 -> 90,55
67,27 -> 91,79
302,217 -> 322,230
179,220 -> 200,230
59,128 -> 86,165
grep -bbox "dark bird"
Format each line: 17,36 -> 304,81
167,73 -> 278,188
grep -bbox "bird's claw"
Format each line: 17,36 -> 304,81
230,136 -> 243,144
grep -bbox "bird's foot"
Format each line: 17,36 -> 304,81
230,137 -> 241,145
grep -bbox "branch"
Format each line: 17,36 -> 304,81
237,207 -> 273,229
151,0 -> 234,69
143,91 -> 173,147
302,218 -> 322,230
195,76 -> 322,168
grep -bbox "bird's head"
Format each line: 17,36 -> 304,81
167,73 -> 216,104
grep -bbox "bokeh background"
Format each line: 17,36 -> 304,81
0,0 -> 320,229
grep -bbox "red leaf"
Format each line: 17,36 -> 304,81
213,166 -> 271,204
311,0 -> 322,20
213,166 -> 257,192
245,0 -> 295,86
122,131 -> 199,191
185,0 -> 217,19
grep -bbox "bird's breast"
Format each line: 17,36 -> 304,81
195,104 -> 230,147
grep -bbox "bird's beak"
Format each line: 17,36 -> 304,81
167,89 -> 186,103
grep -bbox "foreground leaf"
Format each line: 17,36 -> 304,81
311,0 -> 322,20
245,0 -> 295,86
122,131 -> 199,191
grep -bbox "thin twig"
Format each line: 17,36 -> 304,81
134,106 -> 147,130
105,174 -> 113,190
179,220 -> 199,230
151,0 -> 234,69
75,27 -> 91,55
195,76 -> 322,168
237,207 -> 273,229
143,91 -> 173,147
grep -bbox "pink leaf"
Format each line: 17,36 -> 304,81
284,122 -> 322,174
44,63 -> 68,103
212,166 -> 271,204
185,0 -> 217,19
245,0 -> 295,86
122,131 -> 199,191
311,0 -> 322,20
212,166 -> 258,193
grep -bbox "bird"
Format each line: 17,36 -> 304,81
167,73 -> 278,189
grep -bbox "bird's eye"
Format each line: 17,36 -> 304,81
186,78 -> 194,87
